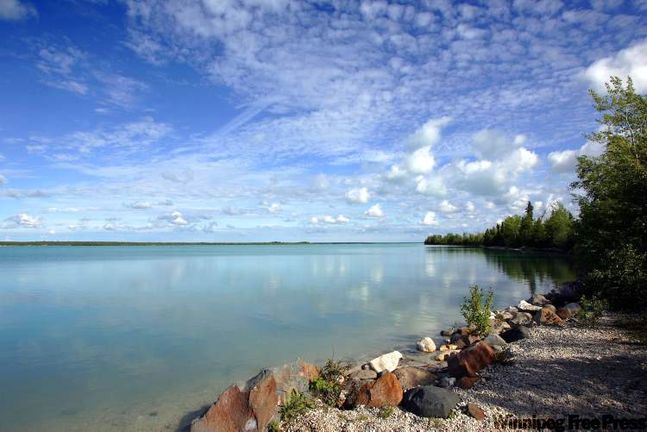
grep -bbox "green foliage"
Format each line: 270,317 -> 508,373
378,406 -> 396,419
460,285 -> 494,336
572,77 -> 647,311
424,200 -> 575,251
267,419 -> 282,432
279,390 -> 314,422
577,295 -> 608,327
309,359 -> 348,407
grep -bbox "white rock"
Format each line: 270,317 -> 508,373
369,350 -> 403,373
416,337 -> 437,353
518,300 -> 542,311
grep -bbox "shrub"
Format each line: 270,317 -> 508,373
267,419 -> 281,432
577,295 -> 607,327
309,358 -> 348,407
279,390 -> 314,422
460,285 -> 494,336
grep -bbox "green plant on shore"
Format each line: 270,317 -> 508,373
309,358 -> 348,407
378,406 -> 395,419
460,285 -> 494,336
279,390 -> 314,422
267,419 -> 282,432
577,295 -> 608,327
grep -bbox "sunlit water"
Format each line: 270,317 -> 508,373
0,244 -> 573,431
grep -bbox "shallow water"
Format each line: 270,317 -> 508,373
0,244 -> 573,431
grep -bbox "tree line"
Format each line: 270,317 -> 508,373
426,77 -> 646,312
424,201 -> 575,251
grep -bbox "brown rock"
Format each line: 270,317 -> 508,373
534,307 -> 566,327
447,342 -> 495,378
393,367 -> 437,391
247,370 -> 278,432
299,361 -> 320,382
190,385 -> 254,432
457,376 -> 480,389
273,362 -> 318,404
467,402 -> 486,420
354,372 -> 403,408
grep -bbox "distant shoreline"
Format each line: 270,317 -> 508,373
0,241 -> 419,247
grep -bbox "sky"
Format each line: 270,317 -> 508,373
0,0 -> 646,242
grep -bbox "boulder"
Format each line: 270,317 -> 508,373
273,361 -> 319,404
353,372 -> 403,408
529,293 -> 549,306
439,344 -> 458,352
447,342 -> 495,378
348,369 -> 378,381
492,320 -> 511,334
534,307 -> 566,327
438,376 -> 455,388
556,302 -> 581,320
247,370 -> 279,432
496,311 -> 515,321
457,376 -> 480,389
518,300 -> 542,312
509,312 -> 533,326
416,337 -> 437,353
501,326 -> 530,343
393,367 -> 437,391
483,334 -> 507,348
467,403 -> 486,421
369,351 -> 403,373
190,385 -> 255,432
435,352 -> 455,362
440,328 -> 455,337
401,385 -> 460,418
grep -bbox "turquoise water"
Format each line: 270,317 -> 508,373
0,244 -> 573,431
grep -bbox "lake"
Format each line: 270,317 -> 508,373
0,244 -> 573,431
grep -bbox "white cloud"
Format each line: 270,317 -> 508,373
422,211 -> 439,226
408,117 -> 452,149
365,203 -> 384,218
3,213 -> 41,228
125,201 -> 152,209
438,200 -> 458,213
311,215 -> 350,225
407,146 -> 435,174
345,187 -> 370,204
415,175 -> 447,197
472,129 -> 514,159
0,174 -> 6,185
548,139 -> 605,173
583,40 -> 647,92
266,202 -> 282,213
465,201 -> 475,213
158,210 -> 188,226
0,0 -> 36,21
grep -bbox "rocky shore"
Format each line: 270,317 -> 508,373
184,290 -> 647,431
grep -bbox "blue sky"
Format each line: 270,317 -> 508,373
0,0 -> 645,242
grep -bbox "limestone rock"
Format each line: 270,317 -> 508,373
447,342 -> 495,378
416,337 -> 437,353
518,300 -> 542,312
501,325 -> 531,343
369,351 -> 403,373
401,385 -> 460,418
393,367 -> 437,391
439,344 -> 458,352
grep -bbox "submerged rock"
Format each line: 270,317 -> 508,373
402,385 -> 460,418
369,351 -> 403,373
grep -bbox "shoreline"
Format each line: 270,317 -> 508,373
183,288 -> 647,431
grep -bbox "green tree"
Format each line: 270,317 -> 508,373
544,203 -> 574,250
519,201 -> 534,245
500,215 -> 522,247
572,76 -> 647,311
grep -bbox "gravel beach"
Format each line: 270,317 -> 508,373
284,314 -> 647,431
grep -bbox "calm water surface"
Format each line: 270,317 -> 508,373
0,244 -> 573,431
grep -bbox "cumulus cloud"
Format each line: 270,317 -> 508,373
265,202 -> 282,213
422,211 -> 439,226
0,0 -> 36,21
465,201 -> 475,213
438,200 -> 459,213
0,174 -> 6,185
407,146 -> 435,174
365,204 -> 384,218
408,117 -> 452,149
310,215 -> 350,225
548,139 -> 605,173
3,213 -> 41,228
415,175 -> 448,197
125,201 -> 152,209
583,40 -> 647,92
158,210 -> 188,226
345,187 -> 370,204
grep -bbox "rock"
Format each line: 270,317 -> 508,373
369,351 -> 403,373
273,362 -> 318,404
509,312 -> 533,326
496,311 -> 514,321
484,334 -> 508,348
247,370 -> 279,432
454,327 -> 471,336
467,403 -> 486,420
416,337 -> 437,353
529,293 -> 549,306
439,344 -> 458,352
190,385 -> 255,432
393,367 -> 437,391
518,300 -> 542,312
447,342 -> 495,378
435,352 -> 451,362
501,325 -> 531,343
505,306 -> 518,313
349,369 -> 378,381
457,376 -> 480,389
353,372 -> 403,408
534,307 -> 566,327
440,328 -> 455,337
401,385 -> 460,418
438,376 -> 456,388
492,320 -> 512,334
557,302 -> 581,320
